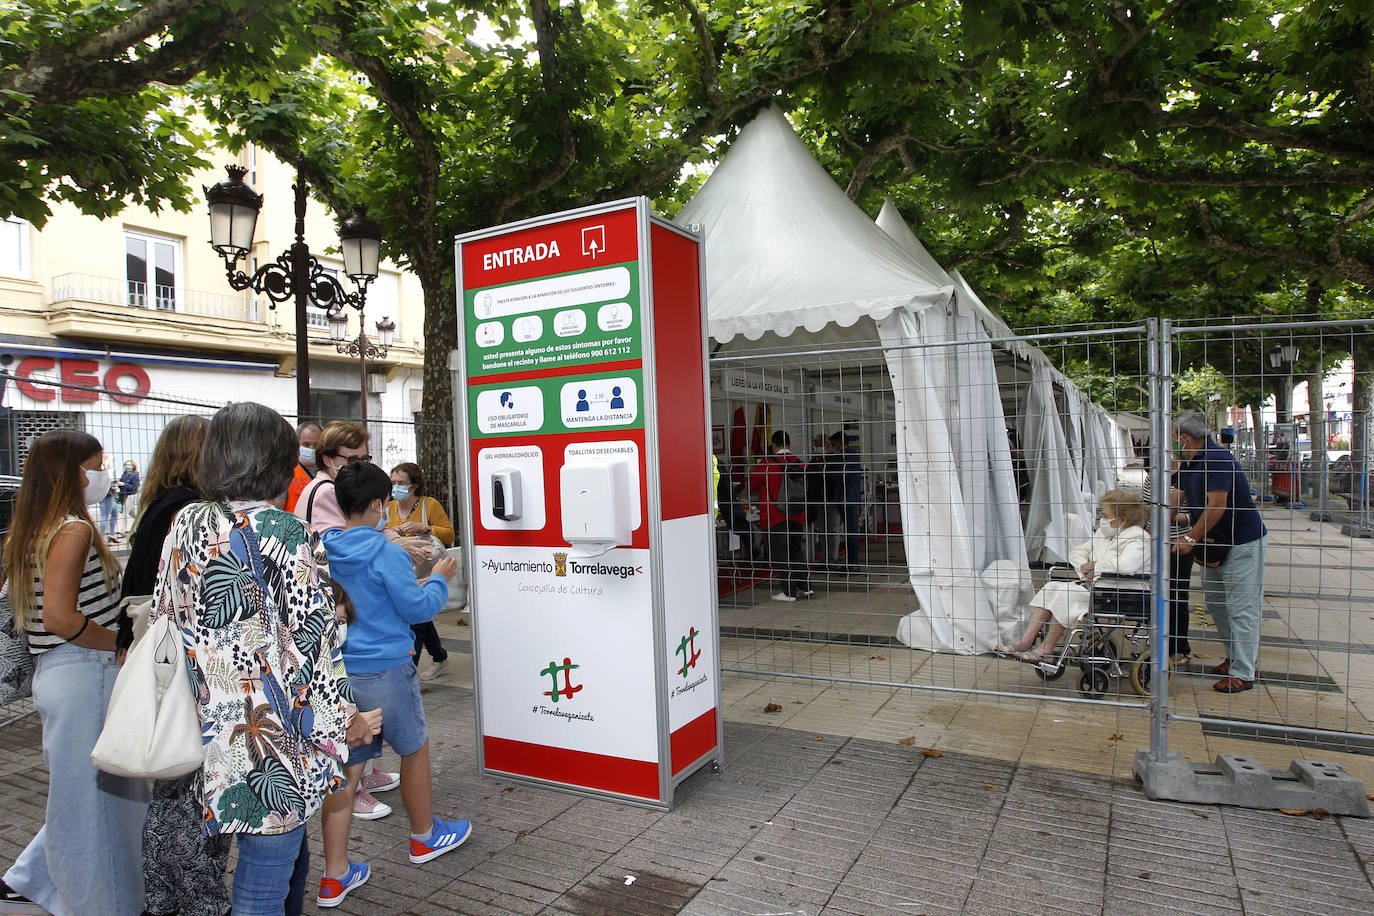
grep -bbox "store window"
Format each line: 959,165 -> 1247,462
0,216 -> 29,278
125,230 -> 182,311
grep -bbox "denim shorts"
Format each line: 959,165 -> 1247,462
346,661 -> 428,765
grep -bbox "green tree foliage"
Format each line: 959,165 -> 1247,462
7,1 -> 1374,493
198,0 -> 918,499
0,0 -> 336,223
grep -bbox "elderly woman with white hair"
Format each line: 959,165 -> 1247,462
997,488 -> 1150,664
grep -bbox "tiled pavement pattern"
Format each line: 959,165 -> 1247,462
3,681 -> 1372,915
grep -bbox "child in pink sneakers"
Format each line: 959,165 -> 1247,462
315,464 -> 473,908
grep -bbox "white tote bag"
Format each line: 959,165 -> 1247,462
92,612 -> 204,779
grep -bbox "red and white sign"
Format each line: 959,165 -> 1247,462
6,356 -> 151,405
456,199 -> 719,808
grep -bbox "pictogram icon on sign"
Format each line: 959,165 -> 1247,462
582,226 -> 606,259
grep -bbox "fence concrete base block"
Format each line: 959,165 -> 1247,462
1308,509 -> 1339,523
1133,750 -> 1371,817
1339,522 -> 1374,538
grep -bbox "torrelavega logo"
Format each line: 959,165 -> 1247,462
480,554 -> 643,579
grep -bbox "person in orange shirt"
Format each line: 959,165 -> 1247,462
286,421 -> 322,512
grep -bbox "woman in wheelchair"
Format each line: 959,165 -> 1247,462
996,489 -> 1149,664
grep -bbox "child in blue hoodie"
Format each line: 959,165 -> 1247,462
316,463 -> 472,908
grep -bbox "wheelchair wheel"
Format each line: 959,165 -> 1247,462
1129,656 -> 1172,697
1078,665 -> 1110,699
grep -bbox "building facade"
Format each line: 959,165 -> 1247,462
0,145 -> 428,475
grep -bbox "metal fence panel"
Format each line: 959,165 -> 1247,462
1163,319 -> 1374,761
709,320 -> 1157,711
708,315 -> 1374,768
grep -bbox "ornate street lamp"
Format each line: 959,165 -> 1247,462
1268,343 -> 1300,422
205,164 -> 380,421
326,307 -> 396,423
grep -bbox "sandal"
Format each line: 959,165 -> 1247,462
993,643 -> 1023,658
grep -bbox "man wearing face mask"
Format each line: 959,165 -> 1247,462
286,421 -> 323,513
1172,412 -> 1267,693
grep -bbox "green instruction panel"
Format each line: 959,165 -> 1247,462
467,369 -> 646,439
465,263 -> 642,377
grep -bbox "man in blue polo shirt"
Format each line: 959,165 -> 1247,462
1171,412 -> 1267,693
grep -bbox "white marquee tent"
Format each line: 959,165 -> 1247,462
680,106 -> 1018,652
679,105 -> 1132,653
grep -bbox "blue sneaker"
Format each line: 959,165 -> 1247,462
317,860 -> 369,908
409,817 -> 473,864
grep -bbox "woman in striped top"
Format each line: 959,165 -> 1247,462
0,429 -> 149,916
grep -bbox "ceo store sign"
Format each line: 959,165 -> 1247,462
4,356 -> 152,405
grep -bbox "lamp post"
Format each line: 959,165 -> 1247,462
1268,343 -> 1300,506
1268,342 -> 1299,424
327,307 -> 395,423
204,164 -> 381,422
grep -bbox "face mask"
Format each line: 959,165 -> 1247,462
374,502 -> 389,531
123,464 -> 133,472
391,484 -> 411,502
1171,439 -> 1184,458
299,446 -> 316,464
83,467 -> 110,505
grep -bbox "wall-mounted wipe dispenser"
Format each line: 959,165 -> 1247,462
560,459 -> 632,557
491,468 -> 522,521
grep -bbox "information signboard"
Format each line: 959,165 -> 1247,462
454,198 -> 721,808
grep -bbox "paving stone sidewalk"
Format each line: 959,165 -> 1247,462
1,684 -> 1371,915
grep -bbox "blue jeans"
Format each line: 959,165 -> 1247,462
99,493 -> 117,537
1201,536 -> 1266,682
5,643 -> 149,916
232,826 -> 310,916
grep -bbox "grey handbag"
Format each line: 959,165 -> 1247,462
0,583 -> 34,705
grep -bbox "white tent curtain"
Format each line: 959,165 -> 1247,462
879,308 -> 997,653
876,204 -> 1030,646
1019,362 -> 1094,563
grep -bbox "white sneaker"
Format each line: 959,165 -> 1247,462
772,592 -> 797,603
352,787 -> 392,820
420,657 -> 451,681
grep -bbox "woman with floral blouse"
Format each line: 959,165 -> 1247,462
152,402 -> 380,916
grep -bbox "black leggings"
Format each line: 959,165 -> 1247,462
1169,548 -> 1194,656
411,622 -> 448,663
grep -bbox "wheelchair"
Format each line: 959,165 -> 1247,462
1030,570 -> 1159,699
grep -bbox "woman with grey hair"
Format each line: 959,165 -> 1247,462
1171,411 -> 1267,693
152,402 -> 380,915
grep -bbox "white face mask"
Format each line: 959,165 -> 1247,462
84,467 -> 111,505
374,501 -> 388,531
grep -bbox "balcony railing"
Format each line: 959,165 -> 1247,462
50,272 -> 266,323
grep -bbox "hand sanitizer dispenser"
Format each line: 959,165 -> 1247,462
560,459 -> 632,557
492,468 -> 521,521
